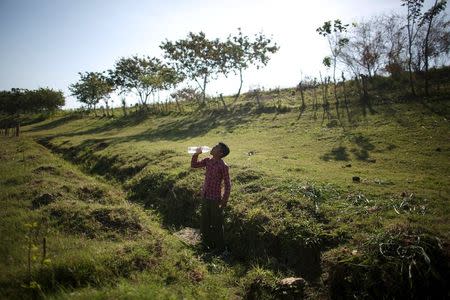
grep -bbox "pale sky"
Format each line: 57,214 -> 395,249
0,0 -> 447,108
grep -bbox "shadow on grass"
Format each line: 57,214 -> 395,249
419,94 -> 450,118
29,114 -> 82,131
41,105 -> 263,146
321,146 -> 350,161
350,134 -> 376,162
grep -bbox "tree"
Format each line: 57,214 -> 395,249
69,71 -> 113,116
317,20 -> 350,105
0,88 -> 65,115
380,14 -> 407,78
160,32 -> 223,103
110,56 -> 181,109
340,18 -> 386,78
402,0 -> 425,95
0,88 -> 65,136
419,0 -> 448,95
224,28 -> 279,105
28,88 -> 65,113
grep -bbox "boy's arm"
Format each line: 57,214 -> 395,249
221,165 -> 231,207
191,152 -> 207,168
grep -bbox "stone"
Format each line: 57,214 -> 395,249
276,277 -> 307,299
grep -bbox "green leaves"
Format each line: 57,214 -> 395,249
69,71 -> 113,108
161,32 -> 223,101
322,56 -> 332,68
0,88 -> 65,115
110,56 -> 181,106
161,30 -> 279,102
225,28 -> 279,72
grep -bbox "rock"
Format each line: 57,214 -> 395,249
173,227 -> 201,246
279,277 -> 306,286
352,176 -> 361,183
275,277 -> 307,299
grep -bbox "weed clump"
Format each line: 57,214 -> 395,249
32,165 -> 60,175
32,193 -> 59,209
240,267 -> 278,300
235,169 -> 263,184
327,224 -> 449,299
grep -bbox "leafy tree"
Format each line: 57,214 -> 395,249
317,20 -> 350,105
380,14 -> 407,78
110,56 -> 180,109
224,28 -> 279,104
160,32 -> 223,103
69,71 -> 114,116
340,18 -> 386,78
170,87 -> 201,112
402,0 -> 425,95
29,88 -> 65,113
419,0 -> 448,95
0,88 -> 64,115
0,88 -> 65,136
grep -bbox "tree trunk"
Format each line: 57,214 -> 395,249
233,68 -> 243,105
333,58 -> 339,106
300,87 -> 305,108
219,93 -> 228,111
105,101 -> 110,117
312,86 -> 317,109
202,75 -> 208,103
406,14 -> 417,96
175,98 -> 182,113
423,1 -> 437,96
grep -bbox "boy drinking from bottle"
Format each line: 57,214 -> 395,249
191,142 -> 231,251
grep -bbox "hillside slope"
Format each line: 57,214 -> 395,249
12,91 -> 450,298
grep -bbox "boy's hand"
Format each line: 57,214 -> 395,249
195,147 -> 202,155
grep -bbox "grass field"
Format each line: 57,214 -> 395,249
1,83 -> 449,298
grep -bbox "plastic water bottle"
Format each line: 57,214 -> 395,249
188,146 -> 211,154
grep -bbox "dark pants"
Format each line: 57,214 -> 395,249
200,198 -> 224,251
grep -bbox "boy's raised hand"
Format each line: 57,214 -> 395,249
195,147 -> 202,155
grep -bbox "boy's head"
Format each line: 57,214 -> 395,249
211,142 -> 230,158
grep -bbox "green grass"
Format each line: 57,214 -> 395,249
2,80 -> 450,298
0,137 -> 244,299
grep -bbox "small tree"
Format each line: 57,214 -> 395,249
0,88 -> 65,136
297,71 -> 307,109
121,97 -> 127,116
69,72 -> 113,116
402,0 -> 425,96
381,13 -> 407,79
224,28 -> 279,105
419,0 -> 448,95
29,88 -> 65,113
161,32 -> 223,104
110,56 -> 177,109
317,20 -> 350,105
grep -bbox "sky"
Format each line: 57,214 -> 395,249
0,0 -> 448,109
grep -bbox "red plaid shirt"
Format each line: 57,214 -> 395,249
191,155 -> 231,201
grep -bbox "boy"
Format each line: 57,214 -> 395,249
191,142 -> 231,251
